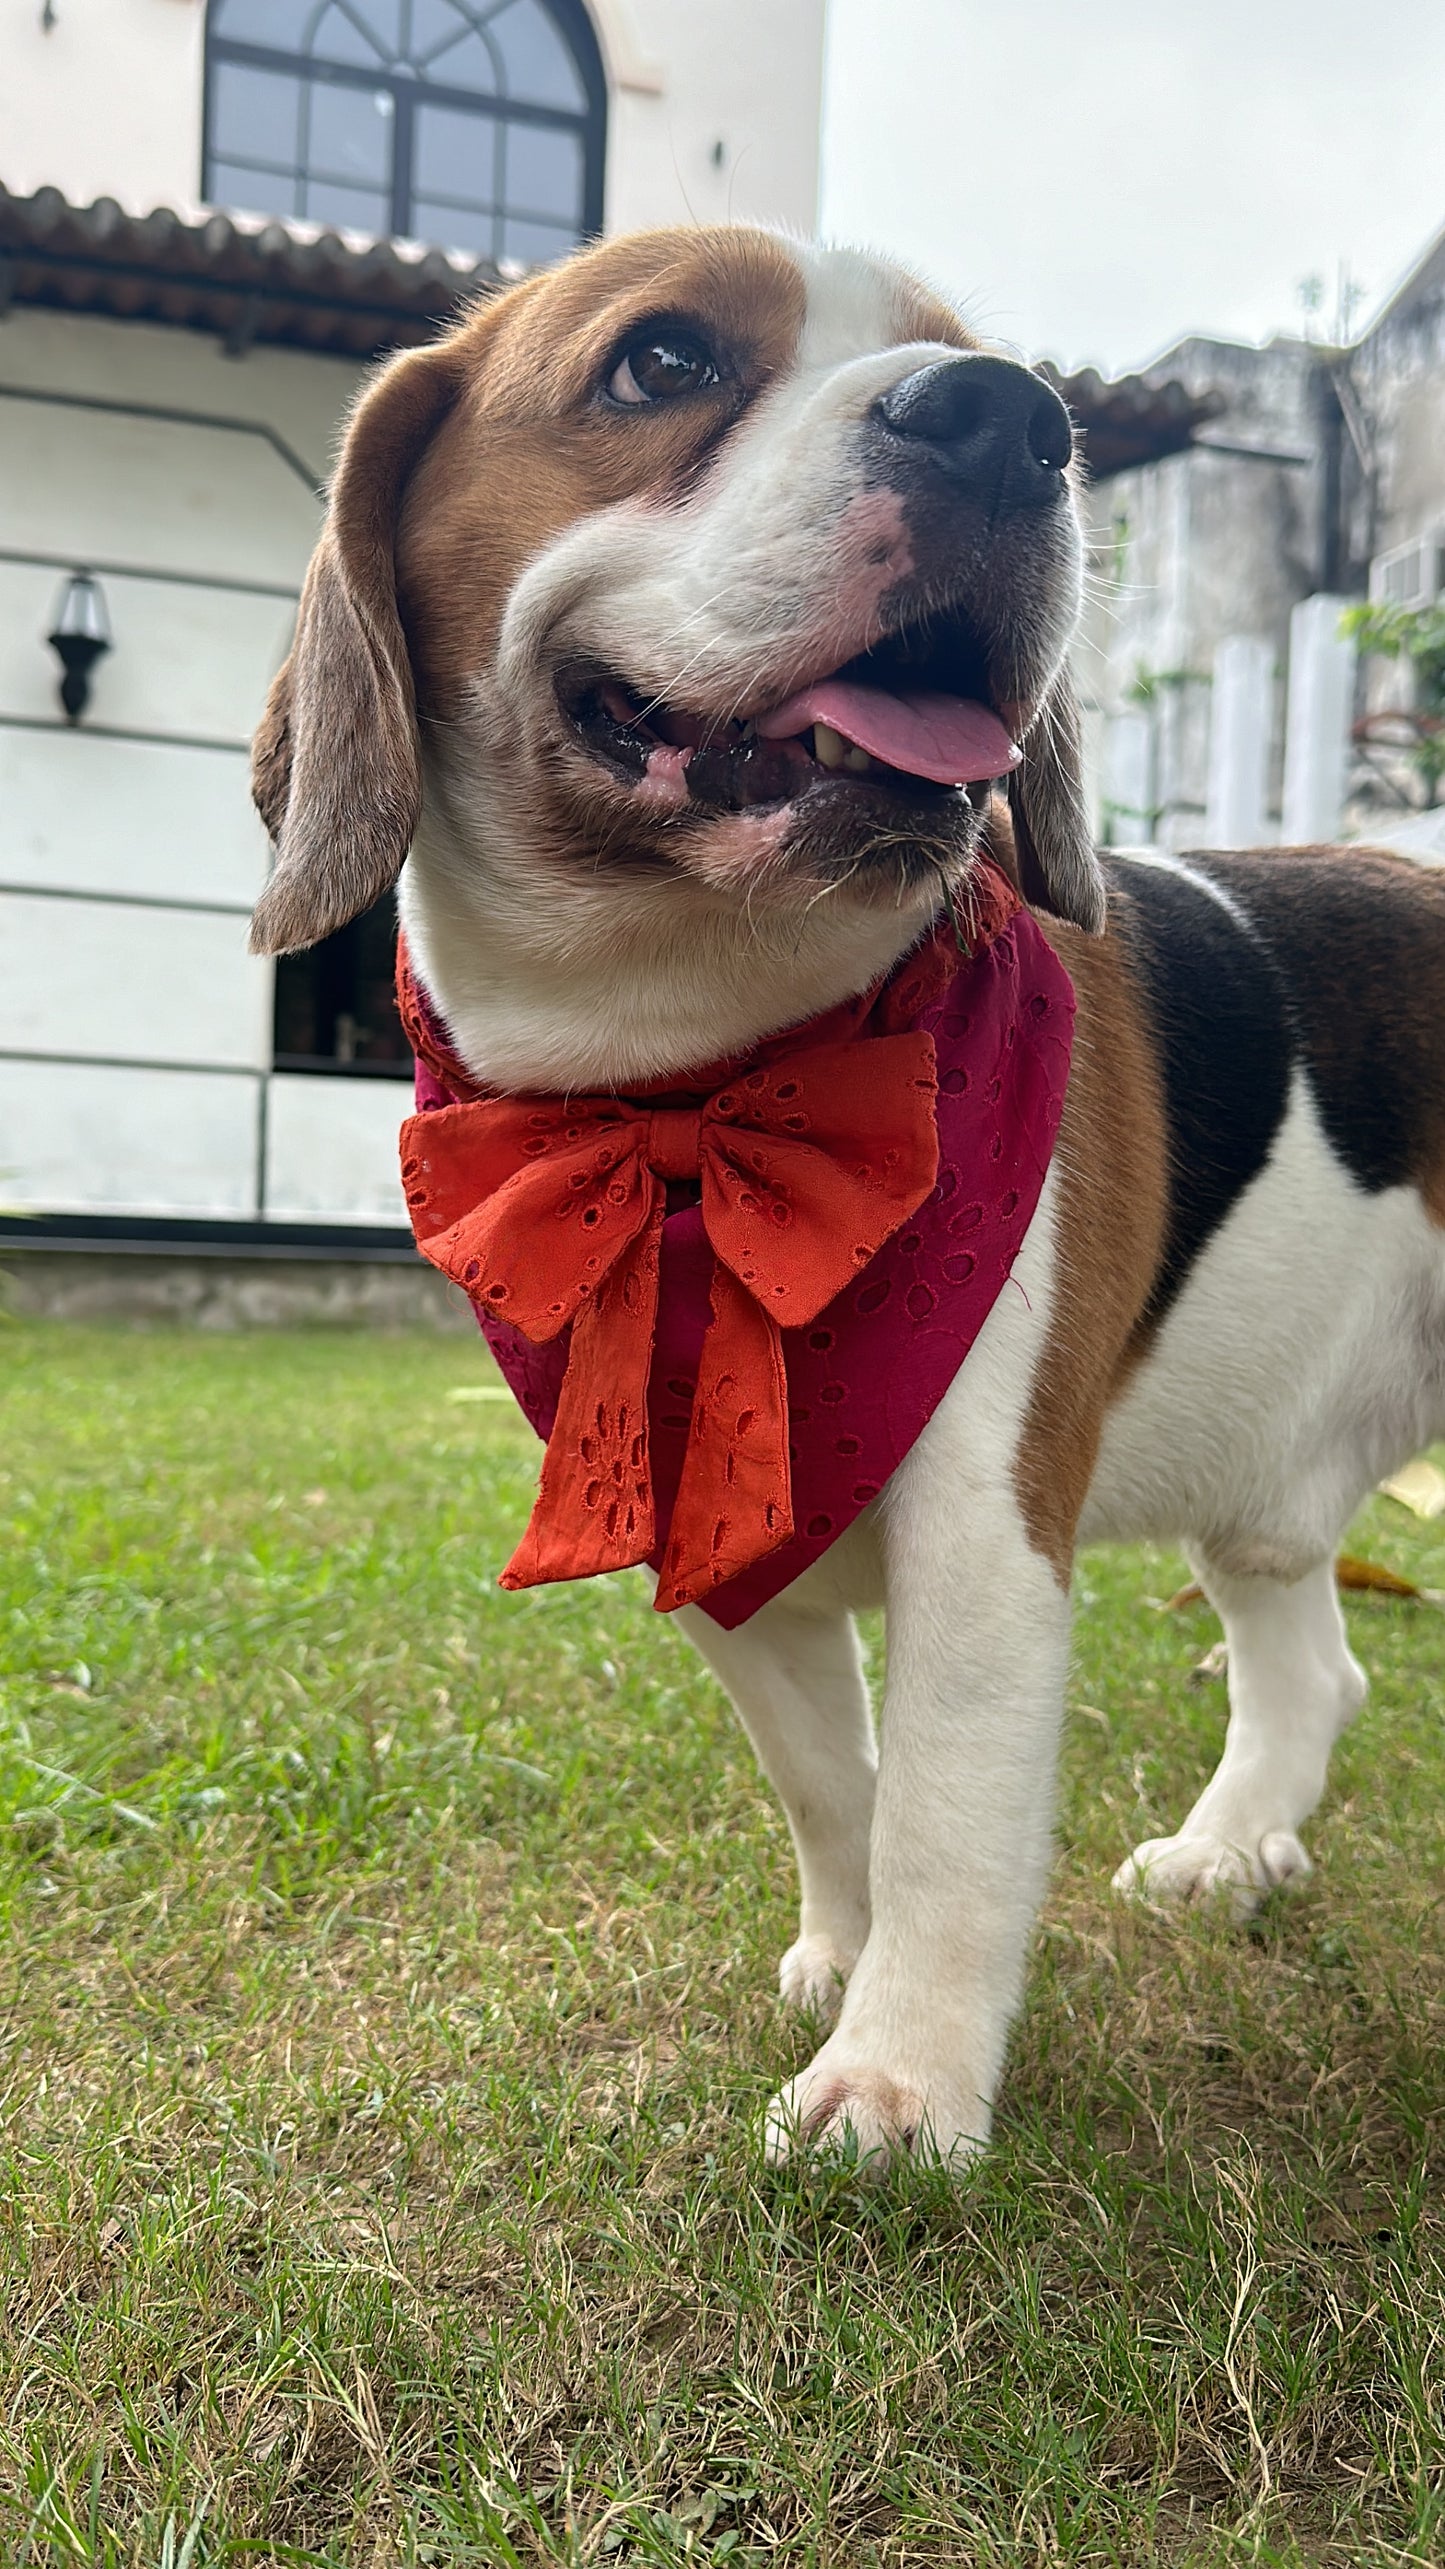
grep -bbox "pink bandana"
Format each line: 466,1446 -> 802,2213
405,907 -> 1074,1628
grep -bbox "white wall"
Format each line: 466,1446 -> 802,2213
0,1058 -> 261,1217
0,891 -> 270,1067
0,0 -> 206,220
0,727 -> 269,906
265,1077 -> 410,1223
601,0 -> 823,236
0,0 -> 823,239
0,304 -> 354,481
0,309 -> 364,1225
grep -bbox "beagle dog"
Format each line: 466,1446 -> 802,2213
249,225 -> 1445,2171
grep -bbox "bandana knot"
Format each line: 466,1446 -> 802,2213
400,1030 -> 940,1610
646,1107 -> 703,1181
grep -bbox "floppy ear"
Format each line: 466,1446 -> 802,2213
1005,665 -> 1107,936
248,340 -> 463,957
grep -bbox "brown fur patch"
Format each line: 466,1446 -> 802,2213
249,335 -> 469,954
1012,917 -> 1170,1580
800,2069 -> 922,2148
395,228 -> 810,715
889,275 -> 981,355
250,227 -> 813,951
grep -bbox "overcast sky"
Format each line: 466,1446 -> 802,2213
819,0 -> 1445,376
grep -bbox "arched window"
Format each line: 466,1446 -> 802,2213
203,0 -> 605,266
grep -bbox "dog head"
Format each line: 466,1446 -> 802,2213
250,226 -> 1100,1082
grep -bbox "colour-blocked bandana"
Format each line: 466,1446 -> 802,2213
397,865 -> 1074,1629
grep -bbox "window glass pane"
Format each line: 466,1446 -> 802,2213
209,0 -> 595,256
411,196 -> 496,257
211,62 -> 304,166
409,0 -> 475,68
413,100 -> 498,200
310,0 -> 394,66
488,0 -> 585,110
273,895 -> 410,1072
340,0 -> 405,54
501,212 -> 576,266
301,175 -> 391,231
504,119 -> 582,223
211,0 -> 314,45
307,78 -> 393,183
346,893 -> 411,1065
207,157 -> 303,220
416,27 -> 501,91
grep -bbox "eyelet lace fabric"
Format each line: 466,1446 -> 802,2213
397,864 -> 1075,1628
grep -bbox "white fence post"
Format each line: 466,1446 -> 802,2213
1205,636 -> 1274,847
1281,594 -> 1355,844
1102,708 -> 1156,846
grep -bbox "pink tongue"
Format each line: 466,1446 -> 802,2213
756,681 -> 1019,784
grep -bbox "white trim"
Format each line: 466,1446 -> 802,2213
584,0 -> 666,94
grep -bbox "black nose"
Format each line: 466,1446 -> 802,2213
874,354 -> 1073,513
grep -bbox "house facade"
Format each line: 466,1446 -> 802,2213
0,0 -> 827,1310
0,0 -> 1214,1320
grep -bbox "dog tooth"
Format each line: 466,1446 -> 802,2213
843,744 -> 874,774
813,721 -> 848,769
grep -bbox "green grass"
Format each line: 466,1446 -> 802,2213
1,1322 -> 1442,2566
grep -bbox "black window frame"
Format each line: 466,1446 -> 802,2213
202,0 -> 607,259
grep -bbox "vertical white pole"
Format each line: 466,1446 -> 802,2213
1103,708 -> 1156,846
1281,595 -> 1355,844
1205,636 -> 1274,847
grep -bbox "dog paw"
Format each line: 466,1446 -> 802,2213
778,1933 -> 856,2022
764,2040 -> 985,2177
1113,1826 -> 1311,1921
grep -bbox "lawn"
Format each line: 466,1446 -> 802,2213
1,1321 -> 1442,2567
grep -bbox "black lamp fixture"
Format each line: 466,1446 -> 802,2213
48,570 -> 112,722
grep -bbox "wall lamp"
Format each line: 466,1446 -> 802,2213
48,569 -> 112,722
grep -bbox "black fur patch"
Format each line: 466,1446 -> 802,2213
1103,854 -> 1293,1323
1192,847 -> 1445,1202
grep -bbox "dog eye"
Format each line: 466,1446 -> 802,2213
606,328 -> 722,406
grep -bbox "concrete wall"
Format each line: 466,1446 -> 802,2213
1,1250 -> 474,1331
1337,232 -> 1445,826
1075,229 -> 1445,855
1077,334 -> 1325,850
1354,232 -> 1445,561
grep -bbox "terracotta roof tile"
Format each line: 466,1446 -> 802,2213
0,184 -> 1223,471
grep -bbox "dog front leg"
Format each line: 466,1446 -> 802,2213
765,1228 -> 1072,2172
677,1594 -> 877,2021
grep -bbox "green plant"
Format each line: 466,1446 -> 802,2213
1340,599 -> 1445,807
1125,661 -> 1207,708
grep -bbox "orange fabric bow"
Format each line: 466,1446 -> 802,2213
400,1038 -> 940,1611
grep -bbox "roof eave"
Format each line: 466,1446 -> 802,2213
0,182 -> 1226,469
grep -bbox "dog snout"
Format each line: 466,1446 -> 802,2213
874,355 -> 1073,516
